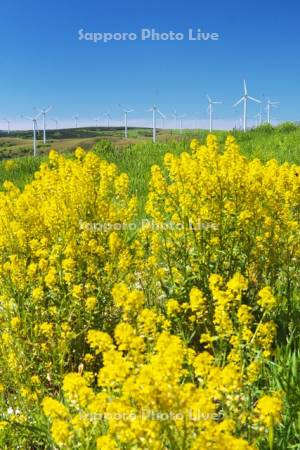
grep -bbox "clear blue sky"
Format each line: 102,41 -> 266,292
1,0 -> 300,128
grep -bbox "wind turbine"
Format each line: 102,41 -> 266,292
207,95 -> 222,132
173,110 -> 186,132
233,80 -> 261,132
22,111 -> 42,157
266,98 -> 279,124
178,114 -> 186,134
148,105 -> 165,143
94,117 -> 101,128
37,106 -> 52,144
74,114 -> 79,129
254,113 -> 261,127
119,106 -> 134,139
104,112 -> 112,128
51,118 -> 59,130
3,118 -> 11,135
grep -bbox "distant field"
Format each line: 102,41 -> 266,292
0,127 -> 151,159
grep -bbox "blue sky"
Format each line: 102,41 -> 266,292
1,0 -> 300,129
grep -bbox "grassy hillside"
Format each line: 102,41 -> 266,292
1,122 -> 299,162
0,123 -> 299,218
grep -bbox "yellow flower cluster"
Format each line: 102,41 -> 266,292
255,394 -> 283,427
43,278 -> 284,449
0,148 -> 137,427
143,135 -> 300,305
0,137 -> 293,448
4,159 -> 16,171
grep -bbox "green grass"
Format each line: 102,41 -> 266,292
93,140 -> 187,218
0,157 -> 44,189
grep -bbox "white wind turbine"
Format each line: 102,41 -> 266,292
22,111 -> 42,157
94,117 -> 101,128
104,112 -> 112,128
50,118 -> 59,130
233,80 -> 261,132
173,110 -> 186,132
178,114 -> 186,134
3,118 -> 11,134
147,105 -> 165,143
254,113 -> 261,127
74,114 -> 79,129
37,106 -> 52,144
266,98 -> 279,124
119,106 -> 134,139
207,95 -> 222,132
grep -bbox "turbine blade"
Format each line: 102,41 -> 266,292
243,80 -> 247,95
157,110 -> 166,119
35,111 -> 43,119
248,96 -> 261,104
233,97 -> 244,107
207,95 -> 212,103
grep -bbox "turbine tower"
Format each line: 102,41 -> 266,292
207,95 -> 222,132
3,118 -> 11,135
254,113 -> 261,127
94,117 -> 101,128
119,106 -> 134,139
178,114 -> 186,134
51,118 -> 59,130
104,112 -> 112,128
148,105 -> 165,143
233,80 -> 261,132
74,114 -> 79,129
266,98 -> 279,124
38,106 -> 52,144
22,111 -> 42,157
